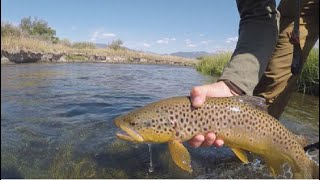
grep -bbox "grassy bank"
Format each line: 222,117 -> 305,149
196,49 -> 319,95
1,36 -> 196,65
297,48 -> 319,95
1,20 -> 196,65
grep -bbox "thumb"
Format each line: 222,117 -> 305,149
190,86 -> 207,108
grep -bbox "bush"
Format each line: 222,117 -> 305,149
72,42 -> 96,49
59,38 -> 72,47
19,16 -> 59,43
107,39 -> 124,50
1,22 -> 22,37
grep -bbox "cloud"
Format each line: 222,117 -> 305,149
199,34 -> 205,37
90,29 -> 117,42
201,40 -> 212,45
156,39 -> 169,44
185,39 -> 197,48
102,33 -> 116,37
156,37 -> 176,44
226,36 -> 238,43
143,43 -> 151,47
71,26 -> 77,31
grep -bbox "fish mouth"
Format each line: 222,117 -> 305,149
115,119 -> 144,142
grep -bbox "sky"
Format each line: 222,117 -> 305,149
2,0 -> 282,54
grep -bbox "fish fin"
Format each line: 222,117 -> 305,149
264,157 -> 286,177
231,148 -> 249,164
294,134 -> 308,147
233,95 -> 268,111
168,140 -> 192,173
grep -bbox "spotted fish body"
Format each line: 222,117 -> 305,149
114,96 -> 319,178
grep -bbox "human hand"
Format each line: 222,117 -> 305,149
188,81 -> 238,148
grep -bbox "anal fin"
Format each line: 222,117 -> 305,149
231,147 -> 249,164
168,140 -> 192,173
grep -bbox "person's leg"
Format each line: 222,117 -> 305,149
253,0 -> 319,119
219,0 -> 279,95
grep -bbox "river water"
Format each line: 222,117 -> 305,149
1,63 -> 319,178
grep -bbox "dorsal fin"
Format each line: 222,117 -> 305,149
232,95 -> 268,111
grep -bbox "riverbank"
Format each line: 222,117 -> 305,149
1,36 -> 197,66
196,49 -> 319,96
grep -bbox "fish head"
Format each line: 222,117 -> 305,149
114,106 -> 174,143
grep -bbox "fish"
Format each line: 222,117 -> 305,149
114,96 -> 319,179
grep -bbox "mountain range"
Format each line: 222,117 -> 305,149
94,43 -> 211,59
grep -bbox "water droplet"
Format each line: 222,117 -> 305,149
182,160 -> 186,164
148,144 -> 154,173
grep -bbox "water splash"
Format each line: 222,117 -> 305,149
306,148 -> 319,167
148,144 -> 154,173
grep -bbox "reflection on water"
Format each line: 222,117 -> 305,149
1,63 -> 319,178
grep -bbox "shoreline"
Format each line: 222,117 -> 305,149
1,50 -> 198,66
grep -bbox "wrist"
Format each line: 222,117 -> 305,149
218,79 -> 246,96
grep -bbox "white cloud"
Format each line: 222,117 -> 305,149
90,29 -> 117,42
187,44 -> 197,47
226,36 -> 238,43
102,33 -> 116,37
156,37 -> 176,44
156,39 -> 169,44
199,34 -> 205,37
184,39 -> 197,48
201,40 -> 212,45
143,43 -> 151,47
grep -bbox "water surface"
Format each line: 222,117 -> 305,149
1,63 -> 319,178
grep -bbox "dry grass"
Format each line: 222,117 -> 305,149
1,36 -> 197,66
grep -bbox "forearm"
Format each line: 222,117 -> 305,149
219,0 -> 279,95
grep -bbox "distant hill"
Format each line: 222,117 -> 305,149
169,51 -> 211,59
95,43 -> 108,48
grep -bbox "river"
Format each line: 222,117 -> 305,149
1,63 -> 319,178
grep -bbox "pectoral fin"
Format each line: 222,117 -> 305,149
168,140 -> 192,173
231,148 -> 249,164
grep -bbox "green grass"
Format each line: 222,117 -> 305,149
65,54 -> 88,61
297,48 -> 319,95
196,49 -> 319,95
196,52 -> 232,76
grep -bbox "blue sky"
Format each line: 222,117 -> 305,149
2,0 -> 281,54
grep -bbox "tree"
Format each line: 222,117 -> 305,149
108,39 -> 124,50
19,16 -> 59,43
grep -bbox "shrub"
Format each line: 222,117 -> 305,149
72,42 -> 96,49
107,39 -> 124,50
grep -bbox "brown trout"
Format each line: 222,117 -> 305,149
114,96 -> 319,178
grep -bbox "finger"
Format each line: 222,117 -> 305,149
188,134 -> 205,148
213,139 -> 224,147
201,133 -> 216,147
190,86 -> 207,108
